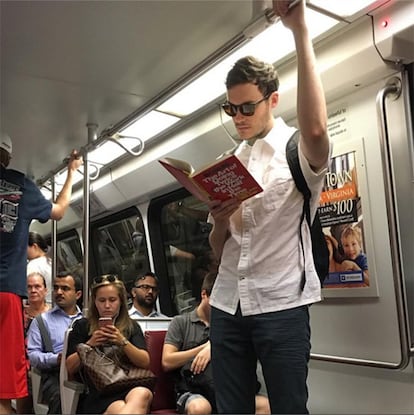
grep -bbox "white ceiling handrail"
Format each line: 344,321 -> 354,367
104,134 -> 144,157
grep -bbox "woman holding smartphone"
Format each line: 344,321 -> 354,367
66,274 -> 153,414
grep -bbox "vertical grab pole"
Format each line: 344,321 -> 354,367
376,76 -> 410,369
51,179 -> 57,305
82,123 -> 98,314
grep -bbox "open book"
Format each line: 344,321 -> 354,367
159,154 -> 263,203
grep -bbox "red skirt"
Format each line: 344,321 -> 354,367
0,292 -> 28,399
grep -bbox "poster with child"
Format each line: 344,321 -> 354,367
317,150 -> 370,289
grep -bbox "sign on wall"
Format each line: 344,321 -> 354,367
319,136 -> 378,297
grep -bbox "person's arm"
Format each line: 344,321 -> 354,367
162,341 -> 210,372
273,0 -> 329,170
27,318 -> 59,370
66,351 -> 82,379
171,246 -> 196,261
66,319 -> 88,378
207,198 -> 240,260
50,149 -> 83,220
119,336 -> 150,370
100,322 -> 150,369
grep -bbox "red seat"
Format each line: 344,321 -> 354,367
145,330 -> 177,414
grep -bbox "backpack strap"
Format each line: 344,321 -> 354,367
286,130 -> 310,290
286,130 -> 311,222
35,314 -> 53,353
286,130 -> 329,287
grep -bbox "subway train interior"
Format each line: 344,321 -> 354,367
1,0 -> 414,413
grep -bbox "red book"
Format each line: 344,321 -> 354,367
159,154 -> 263,203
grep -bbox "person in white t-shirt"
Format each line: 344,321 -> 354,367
27,232 -> 52,305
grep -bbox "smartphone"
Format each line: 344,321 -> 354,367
98,317 -> 113,328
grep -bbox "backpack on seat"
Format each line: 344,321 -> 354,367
286,130 -> 329,288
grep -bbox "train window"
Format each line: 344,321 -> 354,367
159,195 -> 218,314
92,210 -> 150,297
56,231 -> 84,278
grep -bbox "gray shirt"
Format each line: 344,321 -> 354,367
165,309 -> 209,351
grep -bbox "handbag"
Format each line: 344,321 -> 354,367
76,343 -> 156,394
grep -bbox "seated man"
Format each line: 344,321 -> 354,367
27,271 -> 82,414
129,271 -> 168,318
162,272 -> 269,415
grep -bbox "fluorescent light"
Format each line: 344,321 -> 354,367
89,141 -> 128,165
157,8 -> 338,117
309,0 -> 376,18
120,110 -> 180,141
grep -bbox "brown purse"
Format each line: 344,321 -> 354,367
77,343 -> 156,394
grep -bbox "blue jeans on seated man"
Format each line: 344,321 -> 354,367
210,304 -> 310,414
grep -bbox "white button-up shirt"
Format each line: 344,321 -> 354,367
210,117 -> 331,316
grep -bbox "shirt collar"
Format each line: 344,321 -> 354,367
128,305 -> 159,318
50,304 -> 82,319
236,117 -> 296,156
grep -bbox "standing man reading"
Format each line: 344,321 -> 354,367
208,1 -> 331,414
0,132 -> 82,414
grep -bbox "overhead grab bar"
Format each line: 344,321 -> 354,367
104,133 -> 145,157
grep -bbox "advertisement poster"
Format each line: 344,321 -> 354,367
318,150 -> 370,289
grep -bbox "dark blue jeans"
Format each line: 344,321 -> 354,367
210,305 -> 310,414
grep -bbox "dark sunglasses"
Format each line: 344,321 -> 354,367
221,94 -> 271,117
92,274 -> 120,285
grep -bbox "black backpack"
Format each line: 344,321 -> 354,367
285,130 -> 329,288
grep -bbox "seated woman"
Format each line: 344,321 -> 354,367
66,274 -> 153,414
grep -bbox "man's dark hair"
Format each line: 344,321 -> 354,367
225,56 -> 279,97
134,271 -> 159,286
201,272 -> 217,296
56,270 -> 83,292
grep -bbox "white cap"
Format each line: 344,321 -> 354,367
0,133 -> 12,155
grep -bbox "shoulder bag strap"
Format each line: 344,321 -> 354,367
35,314 -> 53,353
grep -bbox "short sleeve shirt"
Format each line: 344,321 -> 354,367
0,166 -> 52,297
164,309 -> 209,352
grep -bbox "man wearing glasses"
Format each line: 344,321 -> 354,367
208,1 -> 331,414
27,271 -> 83,414
129,272 -> 167,318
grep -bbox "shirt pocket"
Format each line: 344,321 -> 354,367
262,163 -> 291,210
262,180 -> 290,210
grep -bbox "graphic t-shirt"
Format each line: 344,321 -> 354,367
0,166 -> 52,297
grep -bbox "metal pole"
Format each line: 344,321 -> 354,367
82,123 -> 98,314
51,179 -> 57,305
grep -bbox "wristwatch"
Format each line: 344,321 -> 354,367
121,338 -> 129,347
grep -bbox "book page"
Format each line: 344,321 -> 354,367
158,159 -> 210,202
159,157 -> 194,175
